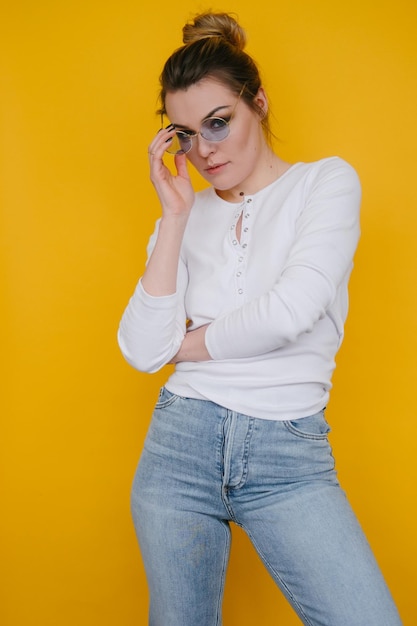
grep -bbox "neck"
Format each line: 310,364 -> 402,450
216,149 -> 292,203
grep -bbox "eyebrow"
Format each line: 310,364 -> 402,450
172,104 -> 232,131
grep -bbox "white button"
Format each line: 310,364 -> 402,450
232,240 -> 238,245
245,213 -> 250,218
246,198 -> 252,203
244,227 -> 248,232
238,289 -> 243,294
242,243 -> 247,249
236,271 -> 242,277
238,256 -> 244,262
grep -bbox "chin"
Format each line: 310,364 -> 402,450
201,169 -> 243,190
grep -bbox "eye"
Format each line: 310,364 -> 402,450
204,117 -> 229,131
176,132 -> 192,152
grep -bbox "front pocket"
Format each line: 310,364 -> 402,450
283,411 -> 330,440
155,386 -> 180,409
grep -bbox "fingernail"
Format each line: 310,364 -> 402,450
165,123 -> 175,130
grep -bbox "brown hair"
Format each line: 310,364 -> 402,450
159,12 -> 271,141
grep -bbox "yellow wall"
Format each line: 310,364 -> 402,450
1,1 -> 416,624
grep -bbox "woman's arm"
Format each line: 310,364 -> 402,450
118,127 -> 195,372
174,159 -> 361,363
206,160 -> 361,360
141,127 -> 195,296
169,324 -> 211,363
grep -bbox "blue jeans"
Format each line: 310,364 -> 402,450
131,388 -> 402,626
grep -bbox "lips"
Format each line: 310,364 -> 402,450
205,162 -> 229,175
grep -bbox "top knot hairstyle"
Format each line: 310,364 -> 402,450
159,12 -> 271,141
182,11 -> 246,48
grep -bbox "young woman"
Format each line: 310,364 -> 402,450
118,11 -> 402,626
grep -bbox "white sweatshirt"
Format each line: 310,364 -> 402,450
118,157 -> 361,420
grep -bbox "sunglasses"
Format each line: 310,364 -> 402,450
162,85 -> 246,155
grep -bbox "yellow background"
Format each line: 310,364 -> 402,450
1,1 -> 416,624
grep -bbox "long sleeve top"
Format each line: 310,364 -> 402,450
118,156 -> 361,420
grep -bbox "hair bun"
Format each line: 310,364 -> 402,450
182,12 -> 246,50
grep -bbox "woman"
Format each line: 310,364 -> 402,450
118,11 -> 402,626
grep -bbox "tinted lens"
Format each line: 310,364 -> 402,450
165,117 -> 229,154
177,132 -> 192,153
165,131 -> 192,155
200,117 -> 229,141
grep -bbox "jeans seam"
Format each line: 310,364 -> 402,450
240,524 -> 315,626
283,420 -> 329,440
154,395 -> 180,409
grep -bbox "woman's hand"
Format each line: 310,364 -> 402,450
148,126 -> 195,218
141,127 -> 194,297
170,324 -> 212,364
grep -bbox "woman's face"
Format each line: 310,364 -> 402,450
165,78 -> 268,200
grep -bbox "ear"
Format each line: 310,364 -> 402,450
254,87 -> 268,117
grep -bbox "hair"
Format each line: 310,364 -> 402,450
158,11 -> 272,142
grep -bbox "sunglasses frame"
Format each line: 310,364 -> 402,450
162,84 -> 246,155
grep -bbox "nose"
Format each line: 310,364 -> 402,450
195,133 -> 215,158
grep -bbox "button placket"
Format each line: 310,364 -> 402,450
231,197 -> 253,300
229,207 -> 243,248
239,197 -> 253,250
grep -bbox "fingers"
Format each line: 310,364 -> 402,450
148,124 -> 176,160
174,152 -> 190,178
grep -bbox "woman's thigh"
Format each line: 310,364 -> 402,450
131,389 -> 232,626
228,413 -> 402,626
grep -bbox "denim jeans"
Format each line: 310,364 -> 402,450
131,388 -> 402,626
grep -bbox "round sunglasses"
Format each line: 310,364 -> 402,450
162,85 -> 245,155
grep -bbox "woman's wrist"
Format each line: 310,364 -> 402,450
171,325 -> 211,363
